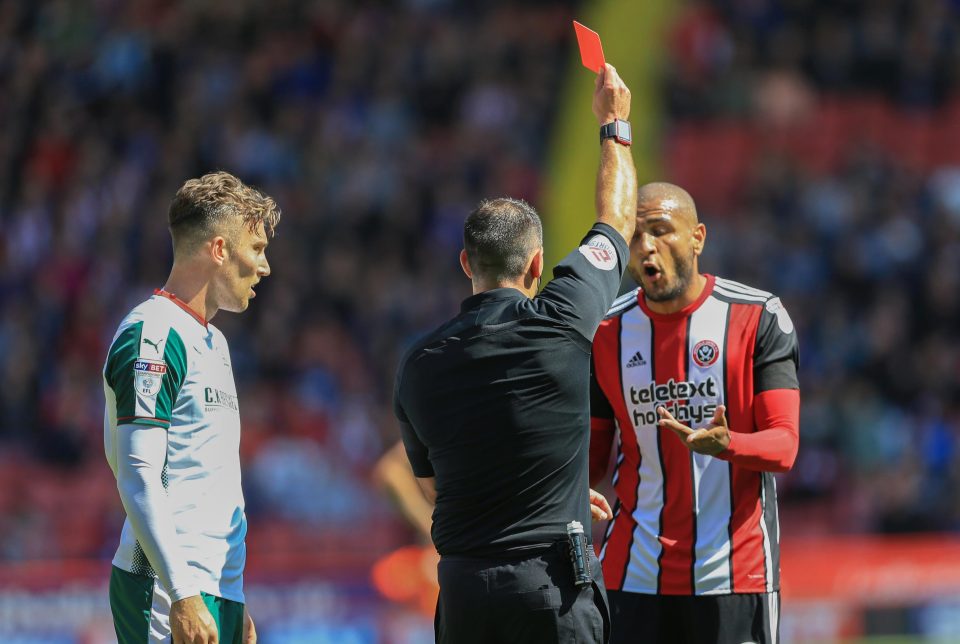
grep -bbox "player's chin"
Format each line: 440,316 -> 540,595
642,280 -> 675,302
224,297 -> 251,313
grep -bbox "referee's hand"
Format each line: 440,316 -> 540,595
592,63 -> 631,125
589,488 -> 612,522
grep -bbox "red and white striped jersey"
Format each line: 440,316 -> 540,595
590,274 -> 800,596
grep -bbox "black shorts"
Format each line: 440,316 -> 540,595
607,589 -> 780,644
435,545 -> 610,644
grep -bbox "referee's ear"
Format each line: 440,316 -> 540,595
460,249 -> 474,280
530,248 -> 544,281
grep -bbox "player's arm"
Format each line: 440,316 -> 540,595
243,605 -> 257,644
720,296 -> 801,472
116,426 -> 218,641
415,476 -> 437,504
394,371 -> 438,506
373,441 -> 435,539
117,424 -> 220,642
720,389 -> 799,472
115,424 -> 200,599
398,417 -> 437,503
658,401 -> 798,473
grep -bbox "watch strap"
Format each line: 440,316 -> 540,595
600,119 -> 631,145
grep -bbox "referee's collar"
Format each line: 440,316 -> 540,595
461,287 -> 528,312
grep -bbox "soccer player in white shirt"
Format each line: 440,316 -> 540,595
103,171 -> 280,644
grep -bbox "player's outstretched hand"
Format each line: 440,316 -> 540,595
589,488 -> 612,522
657,405 -> 730,456
593,63 -> 631,125
170,595 -> 219,644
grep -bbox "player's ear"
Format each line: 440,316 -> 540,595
692,223 -> 706,257
211,236 -> 228,265
459,249 -> 473,280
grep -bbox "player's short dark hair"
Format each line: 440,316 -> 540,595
463,197 -> 543,283
168,171 -> 280,250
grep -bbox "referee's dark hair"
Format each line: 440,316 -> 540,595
463,198 -> 543,283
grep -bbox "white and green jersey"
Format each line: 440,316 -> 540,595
103,290 -> 247,603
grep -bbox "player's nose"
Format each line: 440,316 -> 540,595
640,232 -> 657,253
259,256 -> 271,277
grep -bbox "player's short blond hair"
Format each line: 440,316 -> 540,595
168,171 -> 280,249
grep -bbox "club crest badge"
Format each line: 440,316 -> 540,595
692,340 -> 719,367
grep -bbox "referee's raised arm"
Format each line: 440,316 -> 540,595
593,63 -> 637,245
533,62 -> 638,341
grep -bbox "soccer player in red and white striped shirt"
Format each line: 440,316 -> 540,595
590,182 -> 799,644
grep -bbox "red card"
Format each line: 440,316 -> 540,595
573,21 -> 605,73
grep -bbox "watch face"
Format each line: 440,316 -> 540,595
616,120 -> 632,142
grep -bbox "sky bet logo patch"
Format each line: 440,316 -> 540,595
133,359 -> 167,397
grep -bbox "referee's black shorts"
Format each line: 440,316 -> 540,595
435,544 -> 610,644
607,588 -> 780,644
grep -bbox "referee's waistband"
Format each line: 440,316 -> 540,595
440,538 -> 595,562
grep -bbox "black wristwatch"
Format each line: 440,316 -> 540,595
600,119 -> 632,146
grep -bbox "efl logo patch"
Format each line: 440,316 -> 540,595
692,340 -> 719,367
579,234 -> 617,271
134,359 -> 167,397
765,297 -> 795,334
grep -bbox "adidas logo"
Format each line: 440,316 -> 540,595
626,351 -> 646,368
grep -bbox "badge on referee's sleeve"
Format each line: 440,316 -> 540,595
579,234 -> 617,271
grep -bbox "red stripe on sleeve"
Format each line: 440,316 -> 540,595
653,316 -> 694,595
724,303 -> 769,593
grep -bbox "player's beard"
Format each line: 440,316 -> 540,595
644,249 -> 694,303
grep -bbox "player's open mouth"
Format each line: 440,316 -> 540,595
643,265 -> 662,281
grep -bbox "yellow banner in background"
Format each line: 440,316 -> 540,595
542,1 -> 676,273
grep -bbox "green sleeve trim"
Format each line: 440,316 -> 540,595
106,322 -> 144,420
156,327 -> 187,422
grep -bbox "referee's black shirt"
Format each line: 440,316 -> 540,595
394,223 -> 628,557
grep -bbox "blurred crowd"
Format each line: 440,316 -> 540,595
667,0 -> 960,118
0,0 -> 959,568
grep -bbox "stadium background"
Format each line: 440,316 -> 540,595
1,0 -> 960,641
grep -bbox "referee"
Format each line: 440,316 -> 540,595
393,63 -> 636,644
